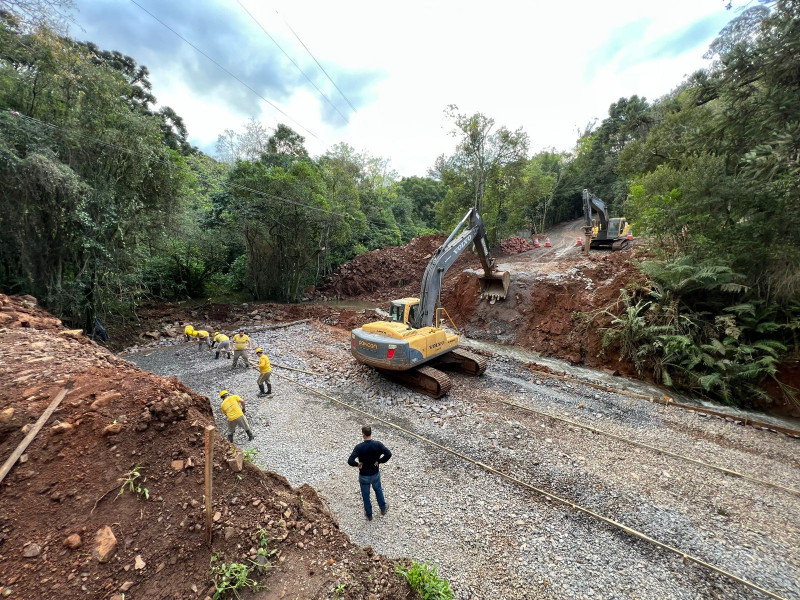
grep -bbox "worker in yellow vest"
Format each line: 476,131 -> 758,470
184,324 -> 195,342
231,330 -> 252,370
255,348 -> 272,396
195,329 -> 210,351
219,390 -> 253,443
212,332 -> 231,359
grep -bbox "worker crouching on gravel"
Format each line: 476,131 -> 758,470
195,329 -> 210,351
219,390 -> 253,443
231,330 -> 252,370
255,348 -> 272,396
213,332 -> 231,359
184,324 -> 195,342
347,425 -> 391,521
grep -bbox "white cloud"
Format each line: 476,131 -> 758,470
74,0 -> 739,175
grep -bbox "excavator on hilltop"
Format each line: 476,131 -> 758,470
582,189 -> 632,250
350,208 -> 510,398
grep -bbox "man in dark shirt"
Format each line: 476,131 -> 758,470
347,425 -> 392,521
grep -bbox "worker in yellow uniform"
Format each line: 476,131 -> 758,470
212,332 -> 231,360
219,390 -> 254,443
195,329 -> 210,351
255,348 -> 272,396
231,330 -> 252,370
184,324 -> 195,342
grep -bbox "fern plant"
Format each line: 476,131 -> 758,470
604,258 -> 793,406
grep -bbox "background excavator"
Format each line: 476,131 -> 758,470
350,208 -> 510,398
582,188 -> 632,250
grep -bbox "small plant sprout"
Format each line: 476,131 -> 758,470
117,464 -> 149,501
210,555 -> 261,599
242,447 -> 259,465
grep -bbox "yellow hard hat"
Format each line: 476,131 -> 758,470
214,331 -> 219,336
255,347 -> 263,353
219,390 -> 228,397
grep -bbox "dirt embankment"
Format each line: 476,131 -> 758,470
444,250 -> 645,377
0,294 -> 415,600
314,234 -> 476,302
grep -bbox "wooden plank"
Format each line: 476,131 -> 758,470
204,425 -> 215,545
0,382 -> 73,485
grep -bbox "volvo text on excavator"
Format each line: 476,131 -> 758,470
582,189 -> 632,250
350,208 -> 510,398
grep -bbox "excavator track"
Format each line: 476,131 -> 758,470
378,365 -> 452,399
611,238 -> 631,250
434,349 -> 487,376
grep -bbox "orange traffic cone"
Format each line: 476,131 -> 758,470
545,237 -> 551,247
533,237 -> 540,248
576,236 -> 582,246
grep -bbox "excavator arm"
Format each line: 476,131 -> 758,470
414,208 -> 509,328
583,189 -> 609,232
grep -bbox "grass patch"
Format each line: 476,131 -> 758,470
396,561 -> 454,600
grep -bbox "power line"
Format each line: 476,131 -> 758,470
275,10 -> 358,114
8,111 -> 404,237
234,0 -> 349,125
128,0 -> 326,146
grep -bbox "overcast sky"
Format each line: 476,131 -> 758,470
70,0 -> 737,176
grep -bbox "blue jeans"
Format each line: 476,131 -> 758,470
359,472 -> 386,517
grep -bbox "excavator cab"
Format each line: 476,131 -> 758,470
389,298 -> 419,326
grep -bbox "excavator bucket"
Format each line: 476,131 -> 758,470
477,269 -> 510,304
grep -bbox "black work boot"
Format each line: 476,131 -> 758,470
215,351 -> 220,360
226,432 -> 233,443
266,383 -> 272,395
258,383 -> 266,396
247,431 -> 254,441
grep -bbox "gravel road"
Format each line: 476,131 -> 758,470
130,323 -> 800,600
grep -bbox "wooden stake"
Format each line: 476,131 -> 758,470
204,425 -> 215,545
0,382 -> 73,486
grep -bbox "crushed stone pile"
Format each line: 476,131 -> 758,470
499,236 -> 533,254
0,294 -> 415,600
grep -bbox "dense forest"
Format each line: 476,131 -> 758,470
0,1 -> 798,407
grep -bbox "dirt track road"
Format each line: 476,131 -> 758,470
496,220 -> 591,273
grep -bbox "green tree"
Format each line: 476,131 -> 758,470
440,105 -> 529,221
0,20 -> 189,330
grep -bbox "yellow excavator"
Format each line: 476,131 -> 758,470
583,189 -> 632,250
350,208 -> 510,398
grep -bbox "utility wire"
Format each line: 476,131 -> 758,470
275,9 -> 358,114
128,0 -> 325,145
8,111 -> 404,237
234,0 -> 349,124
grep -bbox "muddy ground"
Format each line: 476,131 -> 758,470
129,320 -> 800,600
